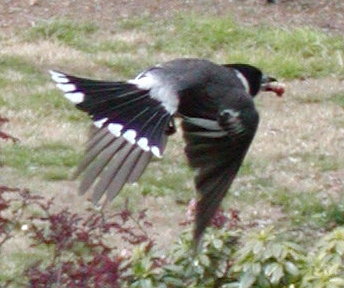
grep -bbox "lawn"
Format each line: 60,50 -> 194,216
1,1 -> 344,286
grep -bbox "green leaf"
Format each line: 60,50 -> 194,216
264,263 -> 279,277
270,264 -> 284,285
253,241 -> 264,255
193,262 -> 205,276
199,254 -> 210,267
329,277 -> 344,286
335,241 -> 344,255
251,263 -> 262,276
256,274 -> 271,288
284,261 -> 300,276
222,283 -> 240,288
164,264 -> 183,274
163,276 -> 185,286
240,272 -> 256,288
213,238 -> 224,249
271,243 -> 283,259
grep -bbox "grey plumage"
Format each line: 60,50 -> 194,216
50,58 -> 284,246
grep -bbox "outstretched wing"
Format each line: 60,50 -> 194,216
75,126 -> 169,203
50,70 -> 174,203
181,93 -> 259,244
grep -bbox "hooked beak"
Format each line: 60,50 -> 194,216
261,75 -> 285,97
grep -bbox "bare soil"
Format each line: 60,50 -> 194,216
1,0 -> 343,249
1,0 -> 344,34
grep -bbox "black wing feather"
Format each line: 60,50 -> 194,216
50,71 -> 172,203
182,97 -> 259,244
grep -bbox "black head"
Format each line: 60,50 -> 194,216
224,63 -> 263,96
223,63 -> 285,97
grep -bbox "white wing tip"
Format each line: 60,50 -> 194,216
49,70 -> 69,84
108,123 -> 123,137
137,137 -> 150,151
49,70 -> 63,77
122,129 -> 137,144
56,83 -> 76,93
94,118 -> 108,128
151,146 -> 162,158
64,92 -> 84,104
50,70 -> 84,103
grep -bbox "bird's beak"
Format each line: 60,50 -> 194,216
260,75 -> 285,97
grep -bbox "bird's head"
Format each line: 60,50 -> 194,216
225,63 -> 285,97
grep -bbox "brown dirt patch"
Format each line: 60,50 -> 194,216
1,0 -> 344,34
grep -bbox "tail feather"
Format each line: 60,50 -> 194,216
194,167 -> 234,243
184,137 -> 234,168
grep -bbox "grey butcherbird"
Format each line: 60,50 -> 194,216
50,58 -> 285,247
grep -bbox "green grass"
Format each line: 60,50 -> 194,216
26,19 -> 98,51
295,152 -> 343,172
1,86 -> 87,121
0,251 -> 49,286
1,142 -> 81,180
142,14 -> 344,79
95,40 -> 137,53
238,159 -> 255,176
21,15 -> 344,79
118,15 -> 154,30
1,12 -> 343,257
229,164 -> 344,229
140,165 -> 193,200
96,54 -> 155,78
0,9 -> 344,286
330,91 -> 344,108
250,184 -> 344,228
0,56 -> 41,76
0,56 -> 45,87
0,55 -> 88,119
295,90 -> 344,107
0,95 -> 7,107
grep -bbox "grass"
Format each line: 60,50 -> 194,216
15,16 -> 344,79
0,251 -> 47,285
26,19 -> 98,51
0,56 -> 45,88
292,152 -> 344,172
96,54 -> 155,78
330,91 -> 344,108
144,15 -> 344,78
1,13 -> 343,276
1,142 -> 81,180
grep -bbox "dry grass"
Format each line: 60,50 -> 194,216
1,6 -> 344,254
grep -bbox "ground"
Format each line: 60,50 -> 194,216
1,0 -> 344,252
1,0 -> 344,33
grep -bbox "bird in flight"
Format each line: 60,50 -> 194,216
50,58 -> 285,245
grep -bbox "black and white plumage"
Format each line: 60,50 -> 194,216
50,58 -> 285,244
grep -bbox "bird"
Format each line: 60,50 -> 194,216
49,58 -> 285,245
